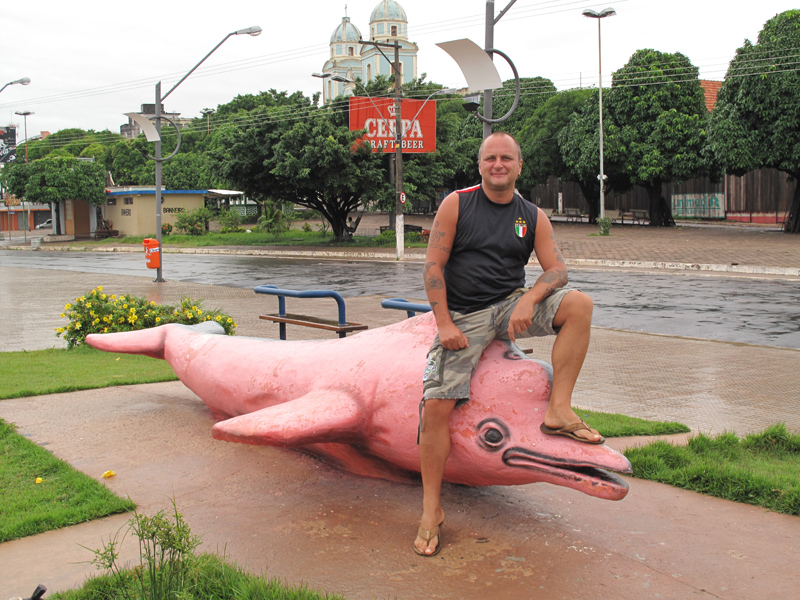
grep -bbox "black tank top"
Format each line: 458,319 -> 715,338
444,185 -> 539,313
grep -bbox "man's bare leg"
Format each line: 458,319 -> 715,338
543,291 -> 602,442
415,397 -> 457,555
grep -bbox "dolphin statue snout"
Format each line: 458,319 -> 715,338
86,313 -> 631,501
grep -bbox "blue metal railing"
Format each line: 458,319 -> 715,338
380,297 -> 431,318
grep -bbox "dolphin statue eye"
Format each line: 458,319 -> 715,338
477,418 -> 510,452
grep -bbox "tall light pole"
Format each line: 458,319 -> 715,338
0,77 -> 30,94
483,1 -> 518,139
14,111 -> 34,163
150,25 -> 261,282
583,7 -> 616,221
201,107 -> 215,134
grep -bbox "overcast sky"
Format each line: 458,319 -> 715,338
1,0 -> 793,142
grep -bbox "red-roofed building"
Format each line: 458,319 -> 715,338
700,80 -> 723,111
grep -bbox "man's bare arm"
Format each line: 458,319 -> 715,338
423,193 -> 468,350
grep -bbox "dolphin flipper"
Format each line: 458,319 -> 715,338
211,389 -> 366,447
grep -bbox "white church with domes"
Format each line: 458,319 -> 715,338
319,0 -> 419,102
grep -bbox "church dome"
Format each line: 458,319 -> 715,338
330,16 -> 362,43
370,0 -> 407,23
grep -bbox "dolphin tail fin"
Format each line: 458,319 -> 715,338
86,324 -> 172,359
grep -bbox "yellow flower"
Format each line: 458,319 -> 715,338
65,303 -> 72,310
215,316 -> 222,322
110,295 -> 116,300
75,322 -> 82,329
155,317 -> 161,323
227,318 -> 232,323
103,328 -> 108,332
101,294 -> 107,300
123,304 -> 128,309
35,477 -> 43,484
60,313 -> 65,318
98,286 -> 103,292
192,306 -> 197,310
151,301 -> 156,306
196,309 -> 203,315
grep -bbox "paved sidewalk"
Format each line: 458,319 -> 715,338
1,221 -> 799,599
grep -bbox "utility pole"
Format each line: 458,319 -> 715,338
393,39 -> 404,259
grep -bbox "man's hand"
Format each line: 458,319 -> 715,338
439,322 -> 469,350
507,297 -> 535,342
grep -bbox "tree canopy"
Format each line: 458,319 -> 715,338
708,9 -> 800,232
606,49 -> 710,226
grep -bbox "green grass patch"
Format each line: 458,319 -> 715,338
578,408 -> 690,438
625,424 -> 800,516
0,346 -> 177,400
0,418 -> 135,543
51,552 -> 346,600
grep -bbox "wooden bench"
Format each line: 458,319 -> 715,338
93,229 -> 119,240
255,285 -> 367,340
621,209 -> 649,224
564,208 -> 583,222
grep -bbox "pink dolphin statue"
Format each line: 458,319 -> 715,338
86,314 -> 632,500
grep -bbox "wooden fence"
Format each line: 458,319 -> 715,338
528,168 -> 794,223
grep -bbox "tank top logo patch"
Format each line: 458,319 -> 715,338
514,218 -> 527,238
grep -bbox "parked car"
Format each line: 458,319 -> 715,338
35,219 -> 52,230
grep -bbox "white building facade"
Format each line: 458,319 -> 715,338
319,0 -> 418,102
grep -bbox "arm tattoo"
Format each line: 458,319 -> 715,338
536,269 -> 568,298
426,275 -> 445,290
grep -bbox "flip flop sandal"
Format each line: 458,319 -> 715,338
413,521 -> 444,557
540,420 -> 605,444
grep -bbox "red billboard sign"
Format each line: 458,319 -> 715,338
349,97 -> 436,153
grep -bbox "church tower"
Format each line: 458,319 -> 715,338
318,1 -> 418,103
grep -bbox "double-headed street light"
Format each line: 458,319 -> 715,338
147,25 -> 261,282
14,111 -> 34,163
0,77 -> 30,94
583,7 -> 616,221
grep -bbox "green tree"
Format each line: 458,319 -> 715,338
708,10 -> 800,233
268,111 -> 384,240
518,88 -> 593,196
492,77 -> 557,137
607,49 -> 709,226
558,90 -> 628,222
5,156 -> 105,234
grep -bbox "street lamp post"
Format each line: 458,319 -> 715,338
583,7 -> 616,221
150,25 -> 261,282
14,111 -> 34,163
201,108 -> 215,134
0,77 -> 30,95
483,1 -> 519,139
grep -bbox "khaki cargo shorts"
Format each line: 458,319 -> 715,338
422,288 -> 572,402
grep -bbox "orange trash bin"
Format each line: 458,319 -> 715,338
142,238 -> 161,269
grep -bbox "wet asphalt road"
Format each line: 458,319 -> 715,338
2,250 -> 798,349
